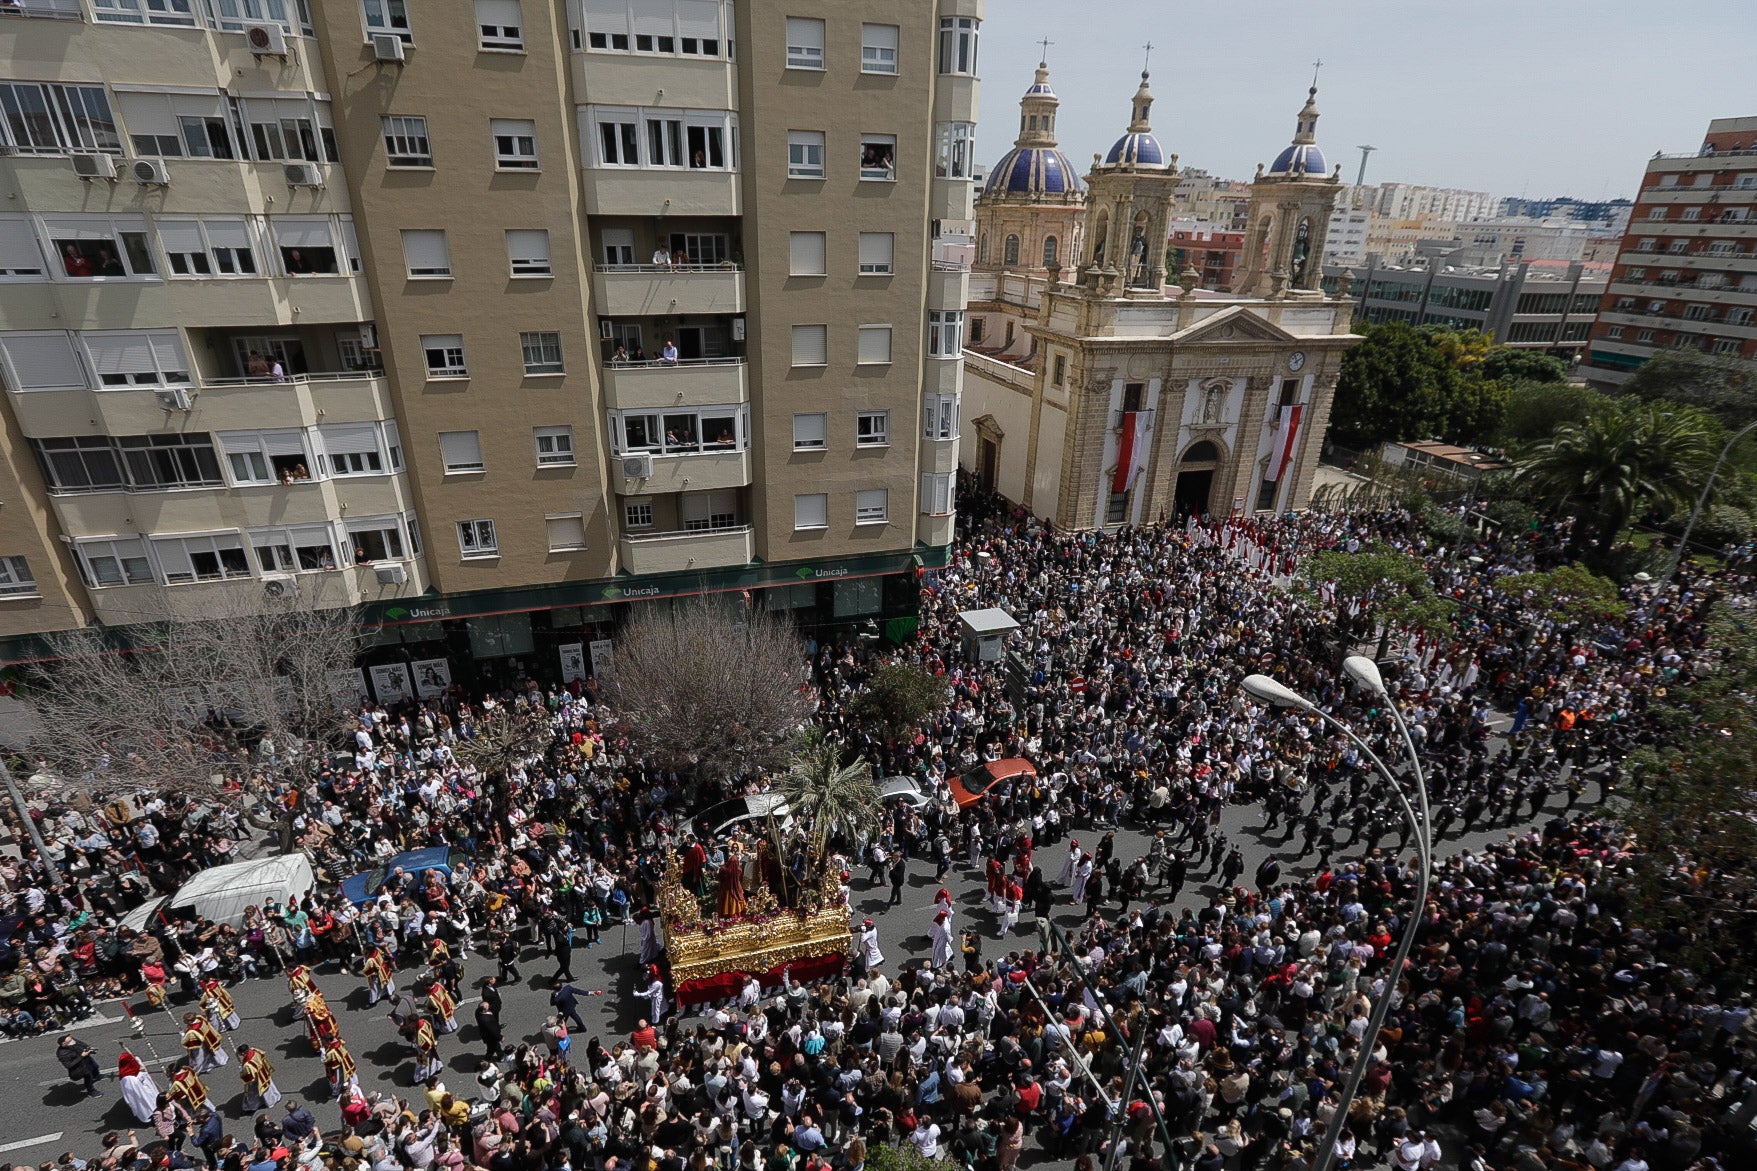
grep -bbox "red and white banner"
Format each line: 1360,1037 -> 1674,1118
1266,404 -> 1303,483
1112,411 -> 1146,495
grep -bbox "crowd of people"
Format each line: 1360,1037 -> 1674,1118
2,489 -> 1754,1171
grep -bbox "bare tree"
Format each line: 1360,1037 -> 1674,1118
452,699 -> 555,782
23,593 -> 367,814
608,596 -> 813,791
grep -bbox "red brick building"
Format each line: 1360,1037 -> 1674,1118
1167,221 -> 1244,291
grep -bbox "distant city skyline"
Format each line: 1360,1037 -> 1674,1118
975,0 -> 1755,204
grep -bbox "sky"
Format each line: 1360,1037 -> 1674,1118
973,0 -> 1757,202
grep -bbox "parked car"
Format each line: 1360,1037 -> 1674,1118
878,776 -> 934,811
691,793 -> 794,841
338,846 -> 472,907
948,758 -> 1038,808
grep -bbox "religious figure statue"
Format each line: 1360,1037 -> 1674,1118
1202,382 -> 1226,424
716,846 -> 748,918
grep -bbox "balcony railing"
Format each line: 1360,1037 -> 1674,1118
1654,148 -> 1757,161
604,355 -> 745,370
592,262 -> 742,274
624,522 -> 751,543
200,369 -> 383,388
0,0 -> 83,19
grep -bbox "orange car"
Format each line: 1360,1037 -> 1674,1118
947,758 -> 1038,808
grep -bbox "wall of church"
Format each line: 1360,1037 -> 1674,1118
975,202 -> 1083,276
961,357 -> 1038,507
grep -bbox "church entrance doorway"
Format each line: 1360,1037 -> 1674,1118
978,438 -> 998,493
1173,440 -> 1221,518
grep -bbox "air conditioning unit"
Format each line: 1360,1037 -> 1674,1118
262,575 -> 299,599
283,162 -> 323,188
131,158 -> 171,186
374,564 -> 408,585
598,319 -> 614,340
153,387 -> 193,411
359,322 -> 379,351
372,33 -> 406,62
70,153 -> 117,181
243,22 -> 288,57
621,453 -> 653,479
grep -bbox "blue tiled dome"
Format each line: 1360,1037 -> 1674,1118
988,146 -> 1085,196
1269,142 -> 1326,176
1104,131 -> 1165,167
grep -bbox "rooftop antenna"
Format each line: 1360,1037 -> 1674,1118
1355,144 -> 1378,187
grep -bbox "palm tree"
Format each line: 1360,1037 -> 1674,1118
777,731 -> 880,868
1518,400 -> 1716,563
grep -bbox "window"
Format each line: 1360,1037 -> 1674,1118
684,115 -> 727,169
157,219 -> 257,277
507,229 -> 552,276
1052,353 -> 1067,386
927,310 -> 963,356
935,121 -> 974,179
923,393 -> 958,441
152,532 -> 249,583
382,115 -> 431,167
1043,236 -> 1059,267
440,430 -> 485,474
0,557 -> 37,598
1605,326 -> 1624,339
319,423 -> 387,476
33,436 -> 124,492
206,0 -> 313,36
785,17 -> 824,69
791,324 -> 828,366
0,331 -> 85,391
597,117 -> 640,165
92,0 -> 197,26
788,130 -> 825,179
251,524 -> 339,573
789,231 -> 827,276
1111,490 -> 1133,523
858,232 -> 894,275
861,24 -> 899,73
681,489 -> 738,531
624,500 -> 653,529
521,331 -> 564,374
347,516 -> 406,562
492,119 -> 539,169
44,214 -> 156,279
859,134 -> 896,180
793,412 -> 827,451
1636,238 -> 1656,252
611,406 -> 746,455
1637,329 -> 1655,343
0,218 -> 45,279
475,0 -> 522,49
855,489 -> 888,525
422,335 -> 468,378
794,493 -> 828,530
458,519 -> 498,558
857,326 -> 893,366
546,514 -> 587,551
535,425 -> 575,465
1714,339 -> 1742,355
75,537 -> 152,588
969,317 -> 984,344
920,471 -> 954,516
1669,240 -> 1689,254
668,232 -> 728,265
401,229 -> 451,278
271,218 -> 347,275
1646,207 -> 1667,220
219,429 -> 311,485
80,331 -> 191,387
937,16 -> 978,75
361,0 -> 411,42
1681,207 -> 1701,222
1684,303 -> 1712,321
646,115 -> 685,167
856,409 -> 889,445
1003,234 -> 1020,266
237,95 -> 336,164
0,83 -> 120,155
117,91 -> 233,159
1728,308 -> 1755,326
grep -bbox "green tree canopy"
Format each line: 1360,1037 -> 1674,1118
848,662 -> 950,744
1620,350 -> 1757,427
1499,564 -> 1627,625
1494,380 -> 1613,450
777,730 -> 879,863
1331,323 -> 1511,447
1478,348 -> 1568,385
1296,541 -> 1455,652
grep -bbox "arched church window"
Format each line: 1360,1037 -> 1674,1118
1042,236 -> 1058,267
1004,235 -> 1020,266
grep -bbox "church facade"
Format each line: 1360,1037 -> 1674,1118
963,68 -> 1362,529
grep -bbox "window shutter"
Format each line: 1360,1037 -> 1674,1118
401,229 -> 450,274
680,492 -> 710,526
545,515 -> 586,550
507,229 -> 550,264
793,413 -> 826,446
794,493 -> 828,528
82,331 -> 158,377
675,0 -> 718,38
439,430 -> 484,470
791,324 -> 827,365
858,232 -> 893,269
858,326 -> 892,364
786,16 -> 823,50
0,218 -> 44,273
864,24 -> 899,53
203,219 -> 252,250
630,2 -> 670,37
318,422 -> 380,456
155,220 -> 205,255
270,218 -> 333,248
582,0 -> 627,37
262,429 -> 306,458
789,232 -> 826,276
475,0 -> 519,28
117,93 -> 177,138
0,332 -> 86,391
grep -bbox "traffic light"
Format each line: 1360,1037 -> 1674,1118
1005,650 -> 1029,707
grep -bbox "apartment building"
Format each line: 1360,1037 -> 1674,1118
1581,115 -> 1757,388
0,0 -> 979,681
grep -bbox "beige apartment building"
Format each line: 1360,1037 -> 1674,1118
0,0 -> 978,686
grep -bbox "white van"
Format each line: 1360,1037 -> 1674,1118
118,852 -> 317,932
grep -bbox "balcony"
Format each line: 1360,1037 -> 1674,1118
584,168 -> 741,217
927,262 -> 970,310
621,448 -> 752,494
83,562 -> 427,629
619,525 -> 753,575
7,370 -> 395,438
591,264 -> 745,316
600,357 -> 748,410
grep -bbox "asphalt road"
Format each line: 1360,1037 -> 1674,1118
0,755 -> 1607,1161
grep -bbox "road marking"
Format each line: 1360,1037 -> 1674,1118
0,1010 -> 125,1046
37,1054 -> 178,1087
0,1133 -> 63,1153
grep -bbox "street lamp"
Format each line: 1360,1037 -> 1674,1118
1240,672 -> 1431,1171
1342,654 -> 1431,847
1657,417 -> 1757,605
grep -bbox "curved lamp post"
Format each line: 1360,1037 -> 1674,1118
1241,671 -> 1432,1171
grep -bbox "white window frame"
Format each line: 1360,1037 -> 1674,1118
74,537 -> 152,588
0,217 -> 47,280
151,531 -> 251,584
0,331 -> 87,391
935,121 -> 975,180
793,493 -> 829,531
785,16 -> 825,70
854,489 -> 888,526
0,82 -> 121,156
858,232 -> 895,275
401,229 -> 452,279
788,231 -> 827,277
593,111 -> 641,166
506,229 -> 552,276
856,326 -> 893,367
475,0 -> 523,50
249,524 -> 341,575
491,118 -> 539,169
361,0 -> 411,43
534,425 -> 575,466
791,324 -> 828,367
157,218 -> 259,278
41,213 -> 158,281
923,393 -> 959,441
928,310 -> 964,357
81,330 -> 191,388
439,430 -> 485,474
347,515 -> 409,563
422,334 -> 468,379
937,16 -> 978,76
545,513 -> 587,552
458,518 -> 499,558
0,556 -> 38,599
624,499 -> 654,529
859,133 -> 897,181
792,412 -> 827,451
856,409 -> 890,446
382,115 -> 432,167
921,471 -> 954,516
788,130 -> 826,179
520,330 -> 565,375
318,423 -> 388,478
861,23 -> 899,74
